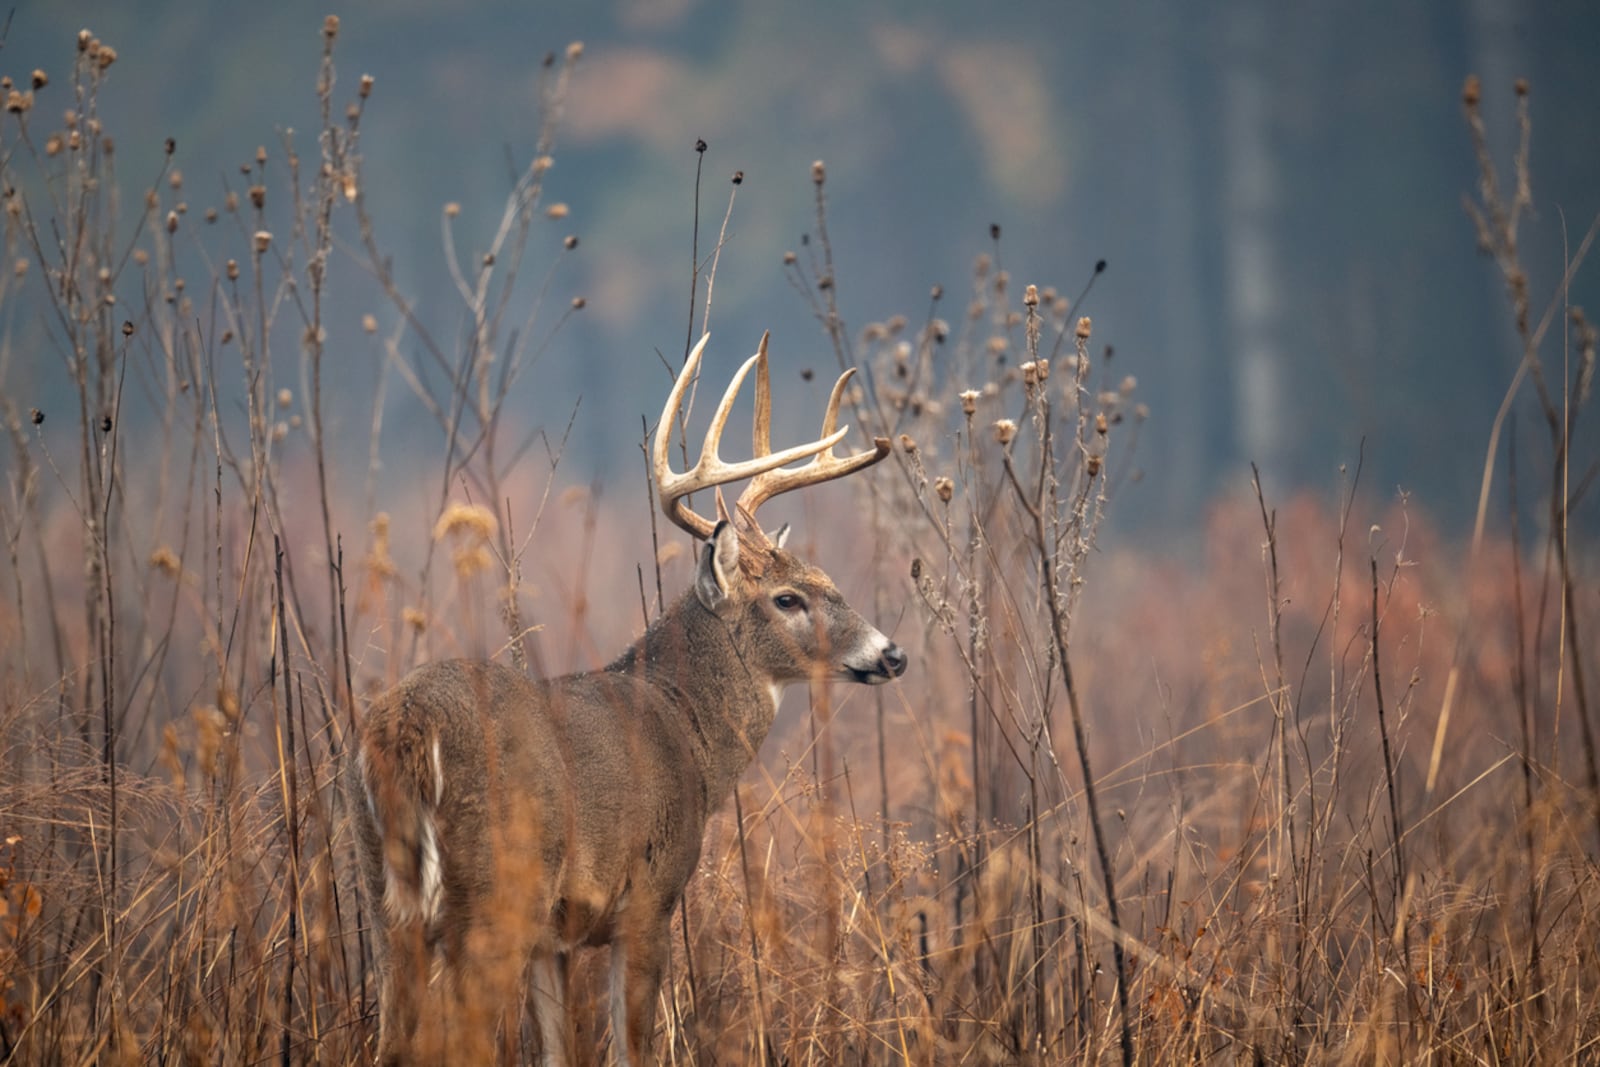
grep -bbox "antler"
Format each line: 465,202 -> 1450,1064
653,332 -> 891,541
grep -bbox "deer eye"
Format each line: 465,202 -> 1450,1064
773,592 -> 805,613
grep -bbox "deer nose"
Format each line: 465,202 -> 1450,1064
881,642 -> 908,678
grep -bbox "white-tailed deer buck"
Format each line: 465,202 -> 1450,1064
355,333 -> 906,1065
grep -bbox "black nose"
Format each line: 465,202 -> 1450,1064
881,643 -> 908,678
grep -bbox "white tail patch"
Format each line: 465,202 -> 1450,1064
431,736 -> 445,805
418,813 -> 442,922
417,737 -> 444,922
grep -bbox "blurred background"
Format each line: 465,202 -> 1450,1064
5,0 -> 1597,536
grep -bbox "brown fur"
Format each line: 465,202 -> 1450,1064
355,520 -> 905,1064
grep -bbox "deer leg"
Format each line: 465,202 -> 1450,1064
529,952 -> 569,1067
374,920 -> 427,1066
611,928 -> 668,1067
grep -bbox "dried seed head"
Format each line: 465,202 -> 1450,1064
783,250 -> 797,265
930,283 -> 944,300
1119,374 -> 1137,394
252,230 -> 272,254
96,45 -> 117,70
567,41 -> 585,61
4,90 -> 33,114
1086,454 -> 1102,477
959,389 -> 979,416
323,14 -> 340,38
13,257 -> 27,277
433,501 -> 498,543
362,313 -> 378,333
169,168 -> 183,190
986,336 -> 1007,357
277,388 -> 292,409
533,155 -> 554,175
563,234 -> 579,250
1021,361 -> 1038,387
1514,77 -> 1528,97
887,314 -> 907,334
31,69 -> 47,90
165,210 -> 178,233
1024,283 -> 1038,307
359,73 -> 374,98
994,418 -> 1017,445
731,170 -> 743,185
1076,316 -> 1092,340
149,546 -> 180,577
1095,412 -> 1108,435
931,318 -> 949,342
45,134 -> 62,156
226,259 -> 239,281
1036,358 -> 1050,381
248,185 -> 265,210
224,190 -> 239,213
811,159 -> 826,184
30,408 -> 43,425
899,433 -> 917,454
934,476 -> 954,503
121,320 -> 134,337
78,29 -> 91,52
444,201 -> 461,218
545,202 -> 569,219
571,296 -> 586,310
1462,74 -> 1481,107
1134,402 -> 1149,421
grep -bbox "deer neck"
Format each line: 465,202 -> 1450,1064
607,591 -> 784,806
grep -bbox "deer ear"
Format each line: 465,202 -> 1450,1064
696,520 -> 741,614
771,523 -> 791,550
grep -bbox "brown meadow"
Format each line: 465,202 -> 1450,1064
1,23 -> 1596,1067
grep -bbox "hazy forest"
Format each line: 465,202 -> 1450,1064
2,5 -> 1598,1065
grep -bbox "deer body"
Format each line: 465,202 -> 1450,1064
356,334 -> 905,1065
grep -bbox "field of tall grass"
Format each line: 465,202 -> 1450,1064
1,22 -> 1595,1065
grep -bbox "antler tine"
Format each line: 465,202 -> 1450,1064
654,333 -> 856,540
752,331 -> 772,459
734,364 -> 892,520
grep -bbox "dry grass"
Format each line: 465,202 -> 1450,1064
2,23 -> 1597,1067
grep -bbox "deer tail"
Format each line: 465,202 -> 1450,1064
360,713 -> 446,926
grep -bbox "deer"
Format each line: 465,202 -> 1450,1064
354,332 -> 907,1065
